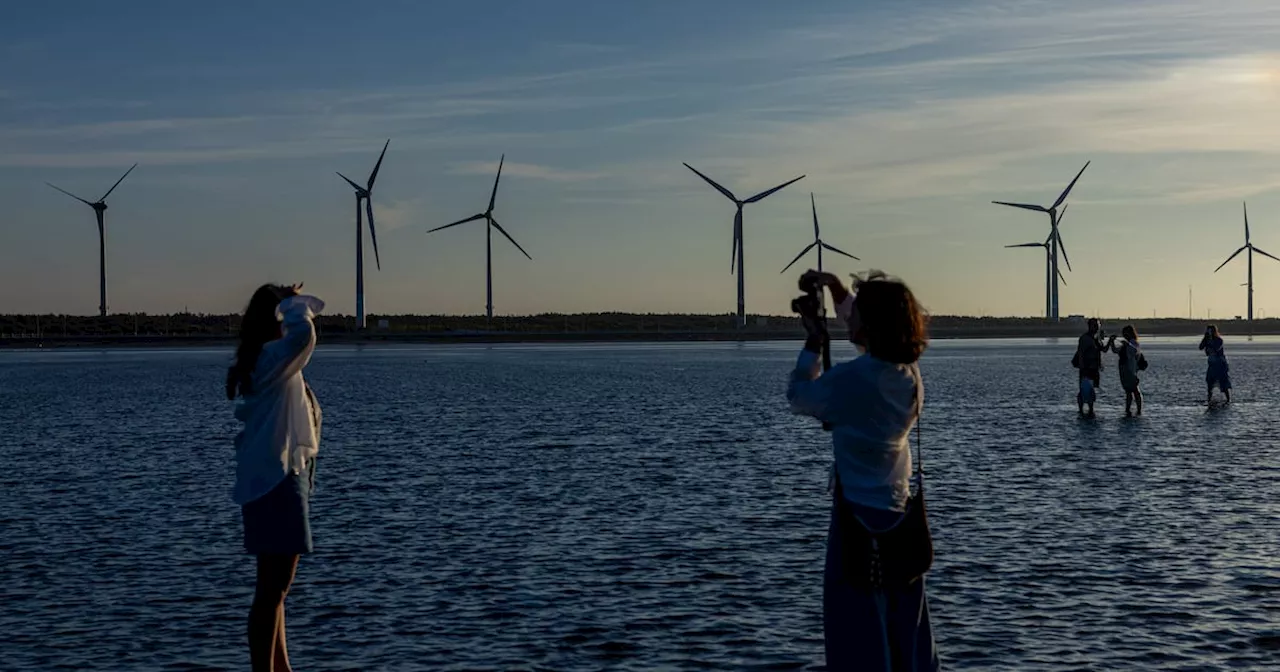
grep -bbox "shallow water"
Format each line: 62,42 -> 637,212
2,338 -> 1279,670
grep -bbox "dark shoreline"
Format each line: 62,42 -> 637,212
0,323 -> 1270,349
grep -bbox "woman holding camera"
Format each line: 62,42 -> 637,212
227,283 -> 325,672
787,270 -> 938,671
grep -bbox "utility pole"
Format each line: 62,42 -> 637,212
1189,286 -> 1193,320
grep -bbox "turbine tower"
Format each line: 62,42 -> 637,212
781,193 -> 859,275
1004,209 -> 1071,319
1214,202 -> 1279,331
46,163 -> 138,317
683,163 -> 804,328
336,139 -> 389,330
992,161 -> 1090,320
429,155 -> 532,322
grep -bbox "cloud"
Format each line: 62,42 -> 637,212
449,160 -> 604,182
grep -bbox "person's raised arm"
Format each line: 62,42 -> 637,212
253,293 -> 324,393
1198,333 -> 1210,351
787,282 -> 838,422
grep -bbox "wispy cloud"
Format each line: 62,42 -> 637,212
449,160 -> 604,182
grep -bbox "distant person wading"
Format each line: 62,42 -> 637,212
1107,325 -> 1148,417
1073,318 -> 1107,418
1200,325 -> 1232,404
226,283 -> 325,672
788,270 -> 939,672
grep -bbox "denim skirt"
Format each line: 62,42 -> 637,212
242,464 -> 313,555
824,500 -> 939,671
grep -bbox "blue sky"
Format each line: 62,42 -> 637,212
4,0 -> 1280,318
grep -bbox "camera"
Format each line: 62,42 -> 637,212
791,275 -> 822,316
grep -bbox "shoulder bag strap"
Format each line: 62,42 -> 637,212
913,363 -> 924,479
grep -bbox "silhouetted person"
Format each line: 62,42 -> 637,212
1199,324 -> 1232,404
1108,325 -> 1147,417
789,269 -> 939,672
226,283 -> 325,672
1073,318 -> 1107,417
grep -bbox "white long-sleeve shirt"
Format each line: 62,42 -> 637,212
232,295 -> 324,505
787,349 -> 921,512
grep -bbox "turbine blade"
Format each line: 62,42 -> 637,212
1244,201 -> 1250,244
992,201 -> 1048,213
743,174 -> 805,203
336,172 -> 363,191
99,163 -> 138,201
489,216 -> 532,260
1004,243 -> 1044,248
1051,160 -> 1091,209
820,242 -> 859,261
428,213 -> 486,233
683,163 -> 737,202
366,199 -> 381,270
1057,203 -> 1068,226
367,139 -> 390,190
1057,267 -> 1068,286
1055,229 -> 1072,272
781,242 -> 818,274
1215,246 -> 1247,273
811,192 -> 820,240
46,182 -> 94,206
488,154 -> 504,212
1253,246 -> 1280,263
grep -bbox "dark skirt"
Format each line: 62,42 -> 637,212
824,501 -> 940,671
1207,361 -> 1232,391
242,467 -> 313,555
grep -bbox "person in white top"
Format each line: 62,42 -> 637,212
788,270 -> 939,672
226,283 -> 324,672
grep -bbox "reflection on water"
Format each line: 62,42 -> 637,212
2,339 -> 1279,670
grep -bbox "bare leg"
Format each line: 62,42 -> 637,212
1134,389 -> 1143,416
274,602 -> 292,672
1225,389 -> 1231,403
1125,391 -> 1133,417
1207,384 -> 1214,405
249,554 -> 299,672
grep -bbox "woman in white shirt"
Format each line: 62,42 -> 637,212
788,270 -> 938,672
226,283 -> 324,672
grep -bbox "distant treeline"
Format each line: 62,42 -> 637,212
0,312 -> 1270,339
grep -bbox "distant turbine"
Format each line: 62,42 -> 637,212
1005,206 -> 1072,319
1214,202 -> 1279,330
683,163 -> 805,327
992,161 -> 1090,320
336,139 -> 389,330
429,155 -> 531,322
781,193 -> 859,275
46,163 -> 138,316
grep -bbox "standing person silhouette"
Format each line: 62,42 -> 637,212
788,269 -> 939,672
1108,325 -> 1147,417
1073,318 -> 1107,418
226,283 -> 325,672
1199,324 -> 1232,404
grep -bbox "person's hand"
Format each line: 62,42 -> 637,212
286,283 -> 303,296
800,270 -> 841,290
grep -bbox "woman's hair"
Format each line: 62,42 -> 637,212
225,284 -> 289,400
850,270 -> 929,364
1207,324 -> 1220,339
1122,325 -> 1138,341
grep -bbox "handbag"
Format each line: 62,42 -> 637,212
832,365 -> 934,588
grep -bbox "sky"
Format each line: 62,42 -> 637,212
3,0 -> 1280,318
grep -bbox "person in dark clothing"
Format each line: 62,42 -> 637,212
1108,325 -> 1147,417
1199,325 -> 1232,404
1073,318 -> 1107,417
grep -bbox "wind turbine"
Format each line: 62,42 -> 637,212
428,155 -> 531,322
336,139 -> 389,330
46,163 -> 138,317
684,163 -> 804,328
1214,202 -> 1279,330
992,161 -> 1089,320
1004,205 -> 1071,319
780,193 -> 859,275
